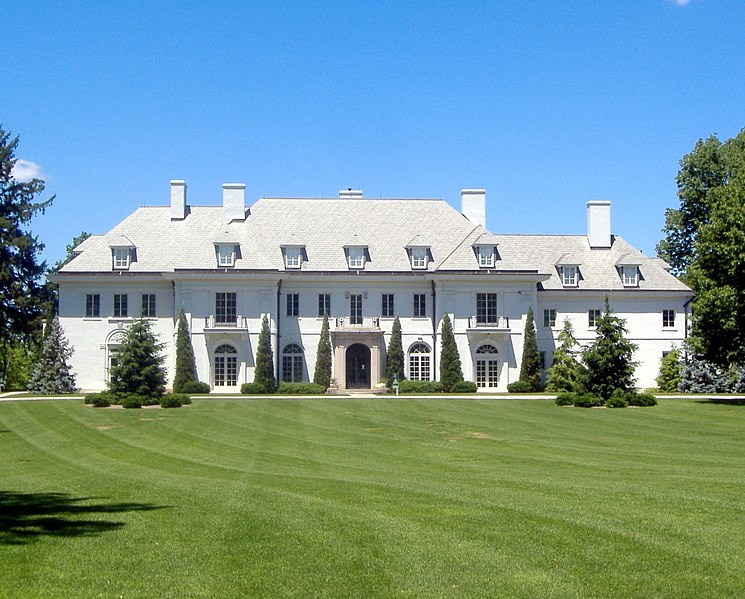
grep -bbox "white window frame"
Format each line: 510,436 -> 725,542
347,247 -> 365,269
112,248 -> 131,270
543,309 -> 557,328
662,309 -> 676,328
285,247 -> 302,269
476,246 -> 495,268
410,247 -> 428,270
217,244 -> 236,267
408,343 -> 431,381
561,265 -> 578,287
621,265 -> 638,287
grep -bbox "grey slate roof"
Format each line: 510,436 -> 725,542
59,197 -> 690,292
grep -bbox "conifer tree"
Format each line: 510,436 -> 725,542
545,319 -> 583,393
518,306 -> 542,391
173,309 -> 198,392
313,313 -> 332,388
109,318 -> 166,398
385,316 -> 405,385
26,316 -> 77,394
656,348 -> 682,392
254,314 -> 276,393
439,313 -> 463,392
582,297 -> 637,400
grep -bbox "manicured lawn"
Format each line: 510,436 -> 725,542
1,399 -> 744,598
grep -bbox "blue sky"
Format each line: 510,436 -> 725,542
4,1 -> 744,266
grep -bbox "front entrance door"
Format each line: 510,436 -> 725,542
346,343 -> 371,389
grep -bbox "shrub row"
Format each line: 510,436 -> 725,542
507,380 -> 534,393
555,389 -> 657,408
179,380 -> 211,394
85,392 -> 192,408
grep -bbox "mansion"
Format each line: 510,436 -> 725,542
55,181 -> 692,393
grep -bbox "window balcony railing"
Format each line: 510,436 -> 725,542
204,316 -> 249,330
467,316 -> 510,331
335,317 -> 381,330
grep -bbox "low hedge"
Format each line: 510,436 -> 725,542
121,395 -> 143,409
87,393 -> 112,408
160,393 -> 191,408
572,393 -> 604,408
179,381 -> 211,394
628,392 -> 657,407
397,380 -> 443,394
450,381 -> 478,393
241,383 -> 274,395
276,382 -> 325,395
555,392 -> 575,406
507,380 -> 534,393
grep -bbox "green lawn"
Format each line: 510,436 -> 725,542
1,399 -> 744,598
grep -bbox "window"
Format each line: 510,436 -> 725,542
113,294 -> 128,318
141,294 -> 156,318
285,247 -> 302,269
350,294 -> 363,325
85,294 -> 100,318
112,248 -> 131,269
214,344 -> 238,387
318,294 -> 331,317
539,351 -> 547,370
543,309 -> 556,328
287,293 -> 299,317
347,247 -> 365,269
410,247 -> 428,269
476,293 -> 498,324
475,344 -> 499,388
382,294 -> 395,318
621,266 -> 638,286
561,266 -> 578,287
408,343 -> 431,381
216,292 -> 237,325
413,293 -> 426,317
476,246 -> 495,268
588,309 -> 602,328
216,244 -> 236,267
282,344 -> 304,383
663,309 -> 676,328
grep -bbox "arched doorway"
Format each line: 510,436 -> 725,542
213,343 -> 238,388
475,343 -> 499,389
346,343 -> 371,389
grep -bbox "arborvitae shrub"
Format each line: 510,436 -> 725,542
121,395 -> 143,409
507,380 -> 533,393
173,309 -> 198,393
555,392 -> 576,406
656,349 -> 682,392
253,315 -> 276,393
518,306 -> 542,391
313,313 -> 332,389
385,317 -> 405,386
398,380 -> 443,393
450,381 -> 478,393
277,382 -> 325,395
439,314 -> 464,392
180,381 -> 210,394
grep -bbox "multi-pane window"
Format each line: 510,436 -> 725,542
543,309 -> 556,328
216,244 -> 236,267
216,292 -> 237,325
622,266 -> 638,286
112,248 -> 131,269
410,248 -> 427,269
476,246 -> 495,268
408,343 -> 431,381
588,309 -> 602,328
282,344 -> 304,383
85,294 -> 100,317
287,293 -> 299,317
382,294 -> 395,317
350,294 -> 363,324
113,294 -> 128,318
562,266 -> 578,286
539,351 -> 547,370
475,344 -> 499,388
476,293 -> 498,324
318,293 -> 331,317
285,247 -> 302,269
214,344 -> 237,387
348,247 -> 365,269
413,294 -> 426,317
141,294 -> 156,318
662,309 -> 676,328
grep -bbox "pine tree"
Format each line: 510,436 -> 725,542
439,313 -> 463,392
582,297 -> 637,400
678,352 -> 729,393
656,348 -> 682,392
108,318 -> 166,398
545,319 -> 583,392
254,314 -> 276,393
26,316 -> 77,393
519,306 -> 542,391
385,316 -> 405,385
173,309 -> 198,392
313,313 -> 332,388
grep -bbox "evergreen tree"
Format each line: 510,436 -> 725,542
173,309 -> 198,392
518,306 -> 542,391
582,297 -> 637,400
26,316 -> 76,394
545,319 -> 583,392
439,313 -> 463,392
385,316 -> 405,385
678,352 -> 729,393
656,348 -> 682,392
313,313 -> 332,389
109,318 -> 166,398
253,314 -> 276,393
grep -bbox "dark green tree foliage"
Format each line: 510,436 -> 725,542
582,297 -> 637,400
50,231 -> 90,274
172,309 -> 198,393
0,340 -> 36,391
253,314 -> 276,393
656,348 -> 682,393
108,318 -> 166,398
27,316 -> 76,393
545,319 -> 583,392
518,306 -> 542,391
439,313 -> 463,392
385,316 -> 405,385
313,313 -> 332,389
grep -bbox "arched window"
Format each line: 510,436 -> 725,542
475,344 -> 499,388
408,342 -> 431,381
282,343 -> 304,383
214,344 -> 238,387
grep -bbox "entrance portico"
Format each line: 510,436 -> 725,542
331,324 -> 384,391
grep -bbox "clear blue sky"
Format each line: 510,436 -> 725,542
4,1 -> 744,267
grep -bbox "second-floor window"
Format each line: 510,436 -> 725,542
476,293 -> 497,324
543,309 -> 556,328
414,294 -> 426,317
287,293 -> 299,317
588,309 -> 602,328
382,294 -> 394,317
85,294 -> 100,318
216,292 -> 237,324
663,309 -> 676,328
318,294 -> 330,317
113,294 -> 128,318
350,294 -> 363,324
141,294 -> 156,318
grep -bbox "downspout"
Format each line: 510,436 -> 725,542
276,279 -> 282,380
431,280 -> 437,379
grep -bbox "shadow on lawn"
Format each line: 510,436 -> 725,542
0,491 -> 168,545
696,397 -> 745,406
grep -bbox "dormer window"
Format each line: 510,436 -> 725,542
347,247 -> 366,269
621,265 -> 638,287
476,245 -> 496,268
216,244 -> 237,267
283,246 -> 304,269
112,247 -> 131,270
409,247 -> 429,270
561,265 -> 578,287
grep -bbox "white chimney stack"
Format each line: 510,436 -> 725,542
339,189 -> 363,199
461,189 -> 486,228
587,200 -> 611,249
170,180 -> 187,220
222,183 -> 246,223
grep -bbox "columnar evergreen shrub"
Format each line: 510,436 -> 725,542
313,313 -> 332,389
518,306 -> 542,391
656,349 -> 682,392
173,309 -> 198,393
546,319 -> 584,393
26,316 -> 77,394
108,318 -> 166,399
385,317 -> 405,386
678,354 -> 729,393
253,314 -> 276,393
439,313 -> 463,392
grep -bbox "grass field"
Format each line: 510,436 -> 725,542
1,398 -> 744,598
